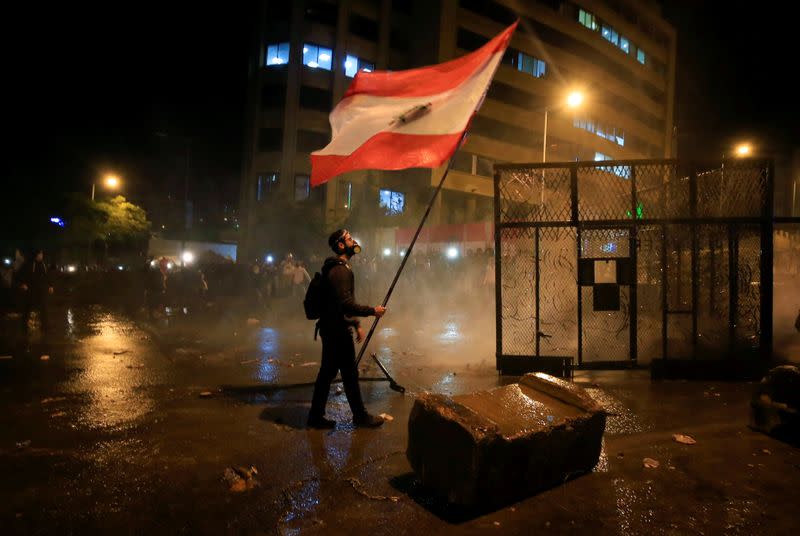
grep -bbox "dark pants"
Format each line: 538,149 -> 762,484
309,326 -> 366,419
21,297 -> 48,336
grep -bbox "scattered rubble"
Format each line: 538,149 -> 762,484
223,465 -> 259,492
673,434 -> 697,445
643,458 -> 660,469
40,355 -> 50,361
378,413 -> 394,422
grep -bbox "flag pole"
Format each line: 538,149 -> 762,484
356,131 -> 468,367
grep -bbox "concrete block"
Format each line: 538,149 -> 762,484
407,373 -> 606,506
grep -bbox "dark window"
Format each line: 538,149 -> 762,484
299,86 -> 332,112
458,0 -> 517,26
349,13 -> 379,41
305,1 -> 337,26
390,26 -> 410,52
256,172 -> 279,201
392,0 -> 412,15
456,28 -> 488,51
294,175 -> 311,201
262,83 -> 287,108
296,130 -> 330,153
476,156 -> 494,177
452,151 -> 473,173
487,81 -> 546,109
470,115 -> 535,145
258,128 -> 283,152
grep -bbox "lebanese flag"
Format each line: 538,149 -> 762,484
310,21 -> 518,186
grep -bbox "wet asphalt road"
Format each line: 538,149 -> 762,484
1,305 -> 799,535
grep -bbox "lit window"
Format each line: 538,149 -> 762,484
578,9 -> 598,31
344,54 -> 375,77
516,52 -> 546,78
266,42 -> 290,66
337,180 -> 353,209
595,153 -> 630,179
620,36 -> 630,53
379,189 -> 405,215
637,49 -> 646,64
303,43 -> 333,70
294,175 -> 310,200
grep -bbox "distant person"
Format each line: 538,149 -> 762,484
307,229 -> 387,429
292,260 -> 311,298
19,249 -> 54,337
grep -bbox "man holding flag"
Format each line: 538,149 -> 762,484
306,22 -> 518,423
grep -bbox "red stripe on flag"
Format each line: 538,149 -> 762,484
310,131 -> 464,186
343,21 -> 517,99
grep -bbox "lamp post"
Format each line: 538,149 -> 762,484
542,90 -> 585,165
540,90 -> 585,206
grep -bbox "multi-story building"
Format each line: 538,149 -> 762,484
239,0 -> 676,261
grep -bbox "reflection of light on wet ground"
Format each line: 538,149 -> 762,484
73,314 -> 154,430
256,328 -> 279,383
585,387 -> 649,435
66,308 -> 75,337
594,438 -> 609,472
438,319 -> 461,343
613,477 -> 656,534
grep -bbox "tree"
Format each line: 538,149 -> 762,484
61,194 -> 151,262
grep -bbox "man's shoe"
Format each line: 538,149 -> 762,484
353,413 -> 384,428
307,416 -> 336,429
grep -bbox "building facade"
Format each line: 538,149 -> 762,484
239,0 -> 676,261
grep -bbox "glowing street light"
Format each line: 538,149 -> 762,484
382,248 -> 392,257
182,251 -> 195,264
734,143 -> 752,157
92,173 -> 122,201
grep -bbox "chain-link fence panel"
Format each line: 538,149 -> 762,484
635,162 -> 688,220
581,285 -> 630,362
578,165 -> 632,221
636,225 -> 663,364
773,224 -> 800,361
580,228 -> 630,258
538,227 -> 578,357
697,161 -> 766,218
497,168 -> 572,224
499,227 -> 535,356
736,226 -> 761,350
696,225 -> 730,356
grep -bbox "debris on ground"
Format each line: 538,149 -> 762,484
335,386 -> 343,395
50,411 -> 66,418
378,413 -> 394,422
300,362 -> 316,367
16,440 -> 31,449
223,465 -> 259,492
0,355 -> 13,360
762,449 -> 771,455
673,433 -> 697,445
199,391 -> 213,398
126,364 -> 144,369
246,318 -> 260,325
643,457 -> 660,469
40,355 -> 50,361
113,350 -> 129,355
345,477 -> 399,502
41,397 -> 66,404
239,359 -> 257,365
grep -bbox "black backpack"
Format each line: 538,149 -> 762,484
303,260 -> 343,320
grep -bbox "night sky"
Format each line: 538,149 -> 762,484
6,1 -> 798,208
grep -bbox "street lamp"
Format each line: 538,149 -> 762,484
92,174 -> 121,201
542,90 -> 585,164
734,143 -> 752,157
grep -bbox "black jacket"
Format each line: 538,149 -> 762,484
319,256 -> 374,330
19,260 -> 52,299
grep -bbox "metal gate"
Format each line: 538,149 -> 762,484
494,159 -> 775,373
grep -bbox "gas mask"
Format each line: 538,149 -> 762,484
342,240 -> 361,256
